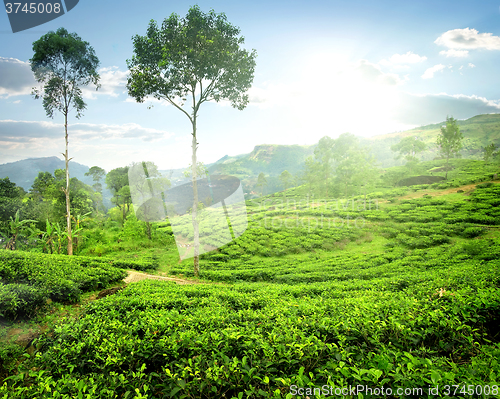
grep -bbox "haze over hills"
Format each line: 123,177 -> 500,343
0,156 -> 94,191
1,114 -> 499,199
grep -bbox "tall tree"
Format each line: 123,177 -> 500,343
30,28 -> 100,255
126,6 -> 256,277
314,136 -> 335,197
437,116 -> 463,178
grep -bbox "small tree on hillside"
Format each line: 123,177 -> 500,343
391,136 -> 427,174
279,170 -> 292,191
85,166 -> 106,194
106,167 -> 132,225
127,6 -> 256,277
30,28 -> 100,255
437,116 -> 463,178
256,173 -> 267,197
483,143 -> 498,163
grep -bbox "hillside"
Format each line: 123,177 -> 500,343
2,114 -> 499,201
1,159 -> 499,397
364,113 -> 500,167
0,156 -> 94,191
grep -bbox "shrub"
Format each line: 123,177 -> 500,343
0,283 -> 48,319
461,226 -> 485,238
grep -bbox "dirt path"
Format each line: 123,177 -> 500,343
124,270 -> 201,285
399,181 -> 499,200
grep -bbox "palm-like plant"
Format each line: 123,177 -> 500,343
4,210 -> 36,250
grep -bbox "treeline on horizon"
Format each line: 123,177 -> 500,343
1,115 -> 499,254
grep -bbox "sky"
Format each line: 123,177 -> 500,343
1,0 -> 500,172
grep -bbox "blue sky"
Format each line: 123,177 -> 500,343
1,0 -> 500,171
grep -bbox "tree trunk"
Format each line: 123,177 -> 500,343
64,112 -> 73,256
191,113 -> 200,278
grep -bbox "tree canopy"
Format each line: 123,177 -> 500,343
30,27 -> 100,119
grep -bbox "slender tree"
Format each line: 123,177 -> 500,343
126,6 -> 256,277
30,28 -> 100,255
437,116 -> 463,179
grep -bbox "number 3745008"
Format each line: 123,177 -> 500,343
5,2 -> 62,14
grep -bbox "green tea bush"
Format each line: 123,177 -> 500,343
0,283 -> 48,319
0,341 -> 24,378
462,226 -> 486,238
0,250 -> 126,319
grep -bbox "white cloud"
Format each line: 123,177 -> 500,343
435,28 -> 500,50
82,66 -> 128,99
0,57 -> 36,98
379,51 -> 427,66
439,49 -> 469,58
0,120 -> 172,143
422,64 -> 446,79
468,63 -> 476,68
0,58 -> 129,100
393,93 -> 500,125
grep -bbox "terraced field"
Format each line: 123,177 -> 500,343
0,182 -> 499,398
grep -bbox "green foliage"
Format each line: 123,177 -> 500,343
126,5 -> 256,110
106,167 -> 132,225
0,178 -> 23,224
391,136 -> 427,162
437,116 -> 464,171
0,250 -> 127,319
0,283 -> 48,319
30,27 -> 100,119
85,166 -> 106,195
0,341 -> 24,378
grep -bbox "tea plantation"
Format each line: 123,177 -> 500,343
1,184 -> 499,398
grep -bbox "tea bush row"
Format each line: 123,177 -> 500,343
2,272 -> 498,398
0,250 -> 127,319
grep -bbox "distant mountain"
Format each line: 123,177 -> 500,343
0,156 -> 94,191
2,114 -> 499,202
